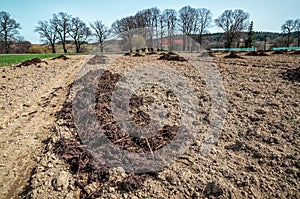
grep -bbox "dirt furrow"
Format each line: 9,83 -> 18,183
0,55 -> 87,199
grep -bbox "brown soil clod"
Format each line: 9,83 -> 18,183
204,182 -> 223,197
158,52 -> 187,62
52,138 -> 109,178
272,50 -> 286,55
87,55 -> 108,65
51,55 -> 69,60
50,69 -> 172,196
292,50 -> 300,54
124,52 -> 131,56
133,52 -> 144,57
282,67 -> 300,82
167,51 -> 177,55
198,51 -> 215,57
91,70 -> 179,152
245,51 -> 269,56
117,174 -> 146,192
16,58 -> 48,67
224,51 -> 243,59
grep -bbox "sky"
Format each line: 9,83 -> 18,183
1,0 -> 300,44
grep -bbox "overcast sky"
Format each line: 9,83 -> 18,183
1,0 -> 299,44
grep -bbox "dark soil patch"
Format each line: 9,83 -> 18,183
272,50 -> 287,55
52,137 -> 109,180
198,51 -> 215,57
282,67 -> 300,82
208,51 -> 216,57
117,174 -> 147,192
245,51 -> 258,56
204,182 -> 223,197
167,52 -> 177,55
51,55 -> 69,60
92,70 -> 178,153
133,52 -> 144,57
158,52 -> 187,61
16,58 -> 48,67
222,50 -> 230,54
51,69 -> 179,196
87,55 -> 108,65
224,51 -> 243,59
245,51 -> 269,56
292,50 -> 300,54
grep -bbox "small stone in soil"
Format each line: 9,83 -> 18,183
204,182 -> 223,197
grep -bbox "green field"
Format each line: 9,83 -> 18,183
0,54 -> 65,67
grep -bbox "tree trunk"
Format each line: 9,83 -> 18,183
4,33 -> 9,54
287,32 -> 290,47
160,30 -> 163,49
225,38 -> 231,48
75,42 -> 80,53
100,43 -> 104,52
148,29 -> 153,48
182,34 -> 186,51
159,21 -> 163,50
51,43 -> 56,53
297,31 -> 300,47
62,42 -> 67,53
226,33 -> 234,48
155,25 -> 159,48
264,37 -> 267,52
169,33 -> 173,51
198,33 -> 203,46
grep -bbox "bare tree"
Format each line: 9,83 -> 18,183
69,17 -> 92,53
35,20 -> 58,53
195,8 -> 212,45
90,20 -> 110,52
111,16 -> 136,50
295,19 -> 300,47
0,11 -> 21,53
215,9 -> 250,48
150,7 -> 160,47
163,9 -> 177,51
51,12 -> 72,53
134,10 -> 150,28
111,16 -> 136,35
179,6 -> 197,35
134,9 -> 152,45
281,19 -> 295,47
178,6 -> 196,50
158,13 -> 166,49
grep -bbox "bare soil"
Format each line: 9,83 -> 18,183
0,55 -> 87,198
0,53 -> 299,198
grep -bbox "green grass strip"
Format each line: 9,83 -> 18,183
0,54 -> 65,67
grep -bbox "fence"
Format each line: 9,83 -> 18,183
210,47 -> 256,51
272,47 -> 300,51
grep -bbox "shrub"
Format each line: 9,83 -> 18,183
28,45 -> 50,54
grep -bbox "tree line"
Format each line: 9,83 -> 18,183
34,12 -> 110,53
1,7 -> 300,54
